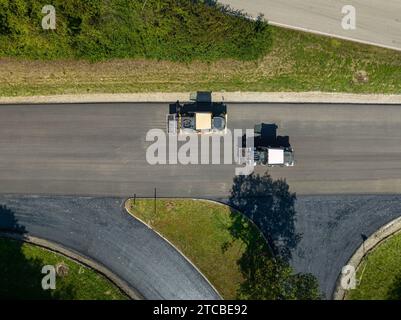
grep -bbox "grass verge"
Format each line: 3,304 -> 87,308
1,26 -> 400,96
346,231 -> 401,300
0,238 -> 128,300
126,198 -> 266,300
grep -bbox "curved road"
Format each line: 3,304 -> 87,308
220,0 -> 401,51
291,194 -> 401,298
1,102 -> 401,298
0,195 -> 220,300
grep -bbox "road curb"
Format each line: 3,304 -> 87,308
2,92 -> 401,105
227,2 -> 401,52
0,231 -> 144,300
332,215 -> 401,300
268,21 -> 401,53
124,198 -> 224,300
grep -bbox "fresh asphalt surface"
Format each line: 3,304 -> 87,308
0,195 -> 220,300
1,102 -> 401,299
1,103 -> 401,196
220,0 -> 401,51
292,195 -> 401,298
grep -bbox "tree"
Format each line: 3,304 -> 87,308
228,171 -> 300,261
225,172 -> 321,300
0,205 -> 76,299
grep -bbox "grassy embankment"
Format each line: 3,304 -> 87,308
346,231 -> 401,300
0,0 -> 400,96
0,238 -> 128,300
126,196 -> 322,300
126,199 -> 264,300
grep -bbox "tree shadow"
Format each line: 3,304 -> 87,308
0,205 -> 76,300
224,172 -> 321,299
228,171 -> 301,261
387,273 -> 401,300
0,205 -> 27,234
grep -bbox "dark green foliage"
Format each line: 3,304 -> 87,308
229,172 -> 301,261
227,172 -> 322,300
0,0 -> 271,61
0,205 -> 75,299
388,274 -> 401,300
0,205 -> 127,300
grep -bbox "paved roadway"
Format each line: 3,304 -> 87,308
292,194 -> 401,298
2,193 -> 401,299
1,102 -> 401,299
0,195 -> 220,300
219,0 -> 401,51
1,103 -> 401,197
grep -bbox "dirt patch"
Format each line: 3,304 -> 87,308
56,262 -> 70,277
353,70 -> 369,84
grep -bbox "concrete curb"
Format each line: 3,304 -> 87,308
332,215 -> 401,300
0,231 -> 143,300
240,8 -> 401,53
1,92 -> 401,105
124,198 -> 223,300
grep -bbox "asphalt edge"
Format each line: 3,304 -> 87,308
0,231 -> 144,300
332,215 -> 401,300
124,198 -> 223,300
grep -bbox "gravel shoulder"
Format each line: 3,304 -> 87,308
2,92 -> 401,105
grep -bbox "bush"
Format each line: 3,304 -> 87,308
0,0 -> 272,61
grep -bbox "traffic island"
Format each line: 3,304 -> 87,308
345,230 -> 401,300
125,198 -> 321,300
334,216 -> 401,300
0,237 -> 128,300
125,198 -> 246,299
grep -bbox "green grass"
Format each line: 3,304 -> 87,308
268,28 -> 401,93
346,232 -> 401,300
1,25 -> 400,97
1,0 -> 400,95
0,238 -> 128,300
126,199 -> 266,300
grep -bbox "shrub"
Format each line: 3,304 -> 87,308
0,0 -> 272,62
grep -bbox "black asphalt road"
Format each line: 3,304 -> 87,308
0,195 -> 220,300
1,102 -> 401,299
292,195 -> 401,298
1,103 -> 401,196
2,193 -> 401,299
